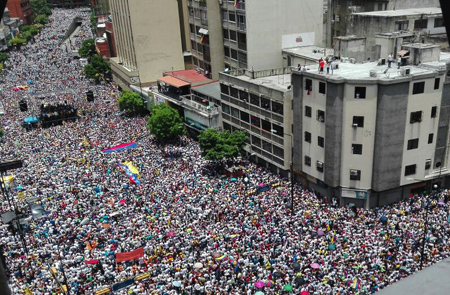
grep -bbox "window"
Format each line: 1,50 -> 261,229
231,107 -> 239,118
272,124 -> 283,136
428,133 -> 434,144
305,79 -> 312,91
317,110 -> 325,122
251,116 -> 260,127
425,159 -> 432,170
229,86 -> 238,98
395,20 -> 408,31
414,19 -> 427,30
316,161 -> 324,172
190,24 -> 195,34
262,140 -> 272,152
231,49 -> 238,60
431,106 -> 437,118
352,116 -> 364,127
222,10 -> 228,20
251,135 -> 261,147
350,169 -> 361,181
355,87 -> 366,99
318,136 -> 324,148
229,30 -> 237,41
410,111 -> 422,123
434,78 -> 440,90
434,18 -> 445,28
222,104 -> 230,114
304,156 -> 311,166
229,12 -> 236,22
240,110 -> 249,123
260,97 -> 270,110
404,164 -> 416,176
352,144 -> 362,155
407,138 -> 419,150
319,82 -> 326,94
224,46 -> 230,57
272,101 -> 283,115
412,82 -> 425,94
250,93 -> 259,106
223,29 -> 229,39
305,131 -> 311,143
305,106 -> 312,117
261,119 -> 271,132
239,90 -> 248,101
220,83 -> 229,95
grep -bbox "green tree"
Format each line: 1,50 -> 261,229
0,52 -> 8,63
0,128 -> 4,138
118,90 -> 146,115
30,0 -> 51,16
147,104 -> 184,141
84,55 -> 110,80
9,38 -> 27,46
34,14 -> 49,25
78,39 -> 96,58
198,129 -> 248,160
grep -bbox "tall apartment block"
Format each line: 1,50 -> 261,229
109,0 -> 189,90
188,0 -> 323,79
291,44 -> 450,208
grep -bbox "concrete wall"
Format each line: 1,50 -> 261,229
372,82 -> 409,191
334,38 -> 367,61
245,0 -> 323,71
292,73 -> 303,174
207,0 -> 225,80
129,0 -> 185,84
387,0 -> 440,10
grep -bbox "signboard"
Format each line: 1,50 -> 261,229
112,279 -> 134,291
342,188 -> 369,200
282,32 -> 315,49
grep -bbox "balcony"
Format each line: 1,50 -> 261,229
237,22 -> 246,31
180,94 -> 220,116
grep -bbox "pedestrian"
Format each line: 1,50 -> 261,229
388,53 -> 393,68
397,55 -> 402,69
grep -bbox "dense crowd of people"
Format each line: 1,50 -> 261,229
0,8 -> 450,295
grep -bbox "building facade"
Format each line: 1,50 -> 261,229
47,0 -> 88,7
6,0 -> 32,25
219,68 -> 293,175
91,0 -> 109,18
109,0 -> 186,90
292,55 -> 448,208
189,0 -> 323,79
0,9 -> 21,51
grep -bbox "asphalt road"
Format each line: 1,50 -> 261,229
377,257 -> 450,295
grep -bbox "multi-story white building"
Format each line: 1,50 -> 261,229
219,68 -> 293,174
292,48 -> 450,208
189,0 -> 323,79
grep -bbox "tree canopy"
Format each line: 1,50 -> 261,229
84,55 -> 110,81
9,38 -> 27,46
118,90 -> 146,116
0,127 -> 4,138
198,129 -> 248,161
34,14 -> 49,25
0,52 -> 8,63
78,39 -> 96,58
147,104 -> 184,141
30,0 -> 51,16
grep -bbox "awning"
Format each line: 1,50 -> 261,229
158,76 -> 190,88
198,28 -> 209,35
398,50 -> 409,57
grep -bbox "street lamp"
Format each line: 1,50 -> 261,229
271,129 -> 295,216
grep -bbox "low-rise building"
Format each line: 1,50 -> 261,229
291,47 -> 449,208
0,8 -> 21,51
219,68 -> 293,175
6,0 -> 33,25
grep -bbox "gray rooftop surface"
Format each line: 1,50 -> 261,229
376,257 -> 450,295
282,46 -> 334,63
353,7 -> 442,17
191,81 -> 221,101
234,74 -> 292,93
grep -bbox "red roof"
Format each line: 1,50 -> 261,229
164,69 -> 211,86
158,76 -> 190,88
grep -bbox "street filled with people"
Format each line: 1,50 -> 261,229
1,8 -> 450,295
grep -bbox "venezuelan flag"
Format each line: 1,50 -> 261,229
117,161 -> 141,185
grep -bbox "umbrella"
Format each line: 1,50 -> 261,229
292,262 -> 300,270
283,284 -> 293,292
294,277 -> 305,286
166,231 -> 176,237
212,252 -> 222,259
255,292 -> 264,295
317,230 -> 325,237
194,262 -> 203,270
172,281 -> 181,287
273,271 -> 282,279
438,201 -> 445,206
310,263 -> 320,269
230,178 -> 237,182
328,244 -> 336,250
119,200 -> 126,204
258,183 -> 265,187
254,281 -> 265,288
300,292 -> 309,295
380,216 -> 388,223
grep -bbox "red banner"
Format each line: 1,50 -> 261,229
115,248 -> 144,263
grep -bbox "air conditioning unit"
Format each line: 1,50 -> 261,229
317,161 -> 323,169
352,123 -> 358,128
380,58 -> 386,65
219,0 -> 223,4
425,159 -> 432,170
318,116 -> 324,122
401,68 -> 411,76
350,169 -> 359,176
341,58 -> 345,63
370,70 -> 378,78
350,58 -> 357,64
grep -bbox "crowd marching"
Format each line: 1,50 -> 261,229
1,8 -> 450,295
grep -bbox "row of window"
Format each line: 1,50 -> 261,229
407,134 -> 434,150
222,103 -> 284,135
410,106 -> 438,124
405,159 -> 434,176
220,84 -> 284,115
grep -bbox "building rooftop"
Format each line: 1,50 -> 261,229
232,74 -> 292,93
402,43 -> 440,49
300,60 -> 444,81
192,81 -> 221,101
164,69 -> 211,87
375,31 -> 415,38
353,7 -> 442,17
283,46 -> 334,63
